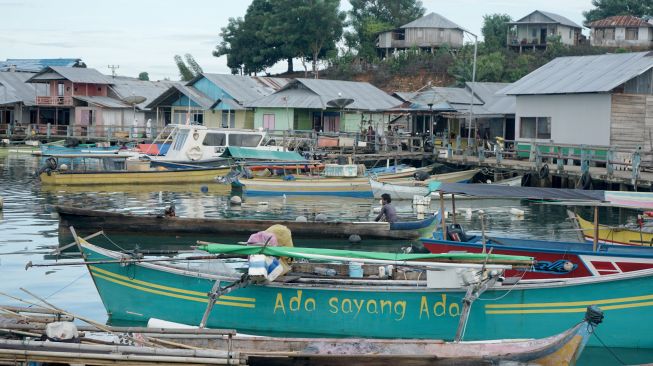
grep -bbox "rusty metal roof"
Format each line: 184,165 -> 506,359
588,15 -> 653,28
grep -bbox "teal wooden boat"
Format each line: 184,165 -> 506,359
78,237 -> 652,349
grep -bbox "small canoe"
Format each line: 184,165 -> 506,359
54,205 -> 439,243
0,312 -> 596,366
371,173 -> 518,200
237,176 -> 374,198
574,211 -> 653,246
231,169 -> 479,198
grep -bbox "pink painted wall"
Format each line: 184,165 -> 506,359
48,81 -> 107,97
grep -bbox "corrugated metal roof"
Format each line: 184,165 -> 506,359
511,10 -> 582,29
199,74 -> 289,104
0,72 -> 47,106
248,78 -> 401,110
401,12 -> 463,30
247,88 -> 324,109
212,98 -> 247,111
501,52 -> 653,95
431,87 -> 483,105
0,58 -> 81,73
144,84 -> 213,110
109,77 -> 177,110
73,95 -> 130,109
466,82 -> 515,115
588,15 -> 653,28
27,66 -> 111,84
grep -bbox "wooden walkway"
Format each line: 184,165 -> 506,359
436,155 -> 653,189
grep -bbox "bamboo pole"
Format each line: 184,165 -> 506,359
451,194 -> 457,225
593,205 -> 599,252
439,191 -> 447,240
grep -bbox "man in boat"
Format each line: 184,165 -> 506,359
375,193 -> 398,223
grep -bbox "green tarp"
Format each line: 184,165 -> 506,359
221,147 -> 305,161
198,243 -> 533,263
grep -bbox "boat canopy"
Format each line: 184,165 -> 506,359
198,243 -> 533,264
220,147 -> 305,161
428,182 -> 653,209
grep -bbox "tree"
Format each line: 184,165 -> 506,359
174,54 -> 202,81
583,0 -> 653,24
270,0 -> 345,77
138,72 -> 149,81
214,0 -> 345,75
481,14 -> 512,52
214,0 -> 290,74
184,54 -> 203,76
346,0 -> 425,58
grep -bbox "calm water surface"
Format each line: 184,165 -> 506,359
0,148 -> 650,365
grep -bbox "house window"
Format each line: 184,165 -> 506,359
173,109 -> 203,124
263,114 -> 275,130
57,82 -> 64,96
569,29 -> 572,39
531,29 -> 537,38
221,110 -> 235,128
520,117 -> 551,139
626,28 -> 639,40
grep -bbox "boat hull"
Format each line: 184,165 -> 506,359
576,213 -> 653,246
55,206 -> 437,242
240,178 -> 374,198
39,166 -> 231,186
81,241 -> 653,349
422,236 -> 653,279
371,170 -> 481,200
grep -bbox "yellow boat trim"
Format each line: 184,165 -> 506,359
90,269 -> 255,308
485,293 -> 653,309
487,300 -> 653,314
89,265 -> 255,303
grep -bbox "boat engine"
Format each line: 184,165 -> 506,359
447,223 -> 470,242
35,157 -> 58,177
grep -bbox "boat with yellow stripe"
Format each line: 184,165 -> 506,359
38,154 -> 231,186
78,235 -> 653,349
574,211 -> 653,246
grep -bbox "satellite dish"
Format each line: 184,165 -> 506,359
122,95 -> 147,105
327,98 -> 354,109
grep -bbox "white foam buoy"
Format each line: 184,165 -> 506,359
510,208 -> 525,217
465,208 -> 472,218
230,196 -> 242,205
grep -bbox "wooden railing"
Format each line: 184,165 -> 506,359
440,137 -> 653,182
35,96 -> 73,106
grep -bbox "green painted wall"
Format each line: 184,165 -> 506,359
294,110 -> 312,130
254,108 -> 294,130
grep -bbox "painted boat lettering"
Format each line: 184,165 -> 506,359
273,291 -> 460,321
532,259 -> 577,274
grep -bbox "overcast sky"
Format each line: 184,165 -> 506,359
1,0 -> 592,80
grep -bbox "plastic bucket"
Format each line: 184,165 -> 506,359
349,262 -> 363,278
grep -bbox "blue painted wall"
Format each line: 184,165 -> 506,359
171,94 -> 201,107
